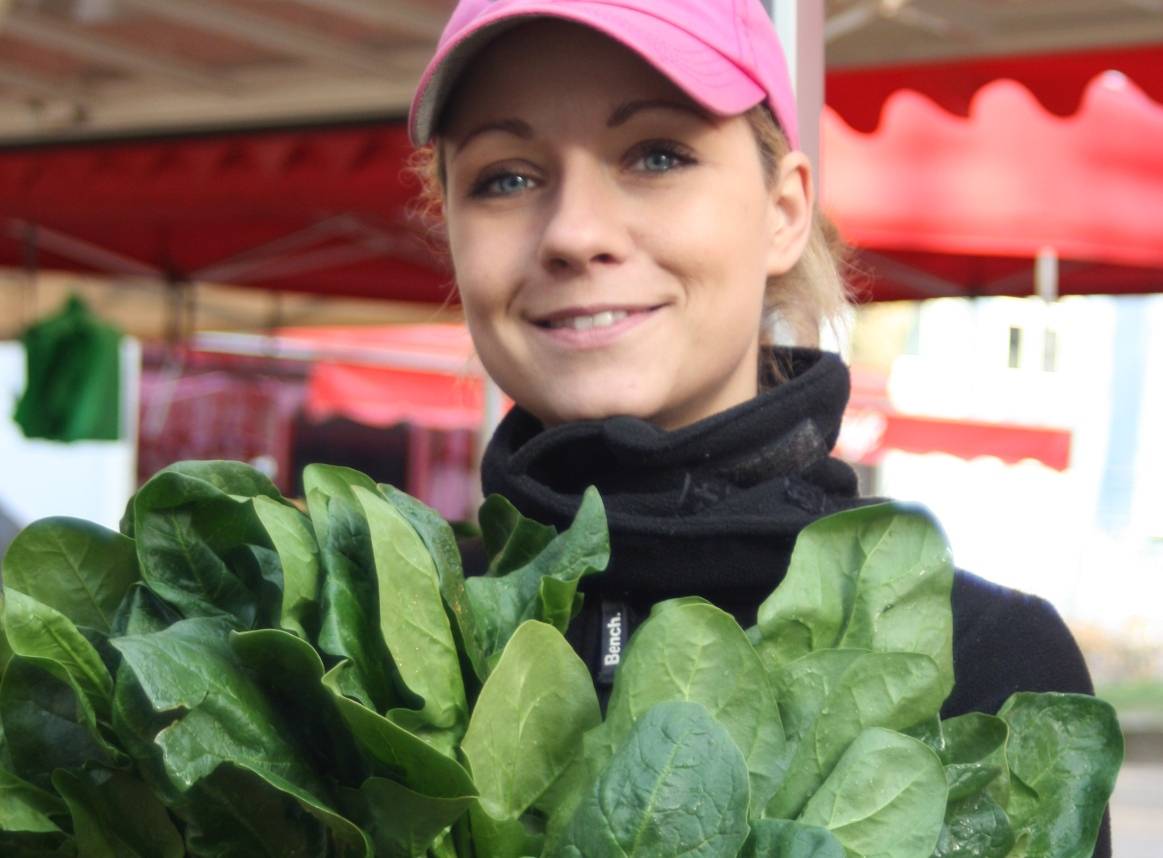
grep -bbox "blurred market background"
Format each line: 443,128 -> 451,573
0,1 -> 1160,851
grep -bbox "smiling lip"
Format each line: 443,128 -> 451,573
530,304 -> 663,348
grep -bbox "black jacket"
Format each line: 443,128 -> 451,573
476,347 -> 1109,856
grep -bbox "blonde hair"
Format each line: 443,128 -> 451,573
743,106 -> 851,355
406,104 -> 851,380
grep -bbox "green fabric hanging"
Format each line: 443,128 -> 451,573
13,295 -> 123,442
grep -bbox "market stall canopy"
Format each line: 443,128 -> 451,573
220,324 -> 493,432
0,0 -> 1160,303
4,72 -> 1161,305
821,72 -> 1163,300
0,123 -> 453,302
826,44 -> 1163,133
1,0 -> 1159,142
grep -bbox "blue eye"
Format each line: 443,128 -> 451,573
641,150 -> 679,172
630,142 -> 694,175
472,171 -> 535,198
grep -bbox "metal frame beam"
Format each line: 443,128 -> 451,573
768,1 -> 825,180
290,0 -> 445,39
0,63 -> 74,99
120,0 -> 403,75
1,12 -> 233,91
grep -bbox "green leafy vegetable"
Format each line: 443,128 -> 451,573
462,621 -> 600,821
1,517 -> 137,636
740,818 -> 845,858
998,693 -> 1122,858
601,598 -> 786,815
798,727 -> 947,858
0,462 -> 1121,857
548,701 -> 751,858
754,504 -> 955,696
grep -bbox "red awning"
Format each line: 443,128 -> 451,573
2,49 -> 1161,304
837,408 -> 1071,472
825,44 -> 1163,133
277,324 -> 500,432
0,124 -> 452,303
821,72 -> 1163,300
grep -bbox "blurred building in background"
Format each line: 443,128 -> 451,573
850,294 -> 1163,678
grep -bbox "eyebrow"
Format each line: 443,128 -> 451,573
451,118 -> 534,155
450,98 -> 713,155
606,98 -> 715,128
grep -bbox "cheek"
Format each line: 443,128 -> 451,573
448,221 -> 512,317
447,202 -> 545,310
652,187 -> 771,317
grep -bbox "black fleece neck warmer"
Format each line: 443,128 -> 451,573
480,347 -> 864,605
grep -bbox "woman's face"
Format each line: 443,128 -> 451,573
441,21 -> 810,429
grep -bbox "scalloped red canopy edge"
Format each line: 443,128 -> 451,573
821,71 -> 1163,299
825,44 -> 1163,133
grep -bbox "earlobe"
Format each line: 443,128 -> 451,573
765,151 -> 814,277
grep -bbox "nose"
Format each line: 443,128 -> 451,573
537,158 -> 631,276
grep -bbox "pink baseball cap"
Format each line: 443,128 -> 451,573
408,0 -> 799,149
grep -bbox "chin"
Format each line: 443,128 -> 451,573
529,386 -> 665,427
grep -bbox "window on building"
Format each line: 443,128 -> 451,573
1007,326 -> 1022,368
1043,329 -> 1059,372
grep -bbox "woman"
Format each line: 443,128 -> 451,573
409,1 -> 1108,853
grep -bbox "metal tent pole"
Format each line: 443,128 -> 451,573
766,1 -> 826,179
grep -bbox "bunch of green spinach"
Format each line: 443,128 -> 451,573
0,460 -> 1122,857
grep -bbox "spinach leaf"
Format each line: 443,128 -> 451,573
754,503 -> 954,697
478,495 -> 557,578
601,599 -> 786,815
461,621 -> 600,821
149,460 -> 285,504
939,712 -> 1010,806
1,590 -> 112,723
465,488 -> 609,670
52,768 -> 183,858
251,498 -> 321,640
114,617 -> 317,790
379,485 -> 489,686
110,663 -> 181,804
353,487 -> 467,736
303,465 -> 398,712
932,792 -> 1014,858
766,649 -> 945,819
0,606 -> 12,680
176,763 -> 332,858
341,777 -> 474,858
799,727 -> 947,858
113,585 -> 182,638
0,765 -> 66,835
231,628 -> 366,787
0,830 -> 73,857
112,617 -> 372,855
740,818 -> 845,858
467,802 -> 543,858
547,700 -> 751,858
130,468 -> 277,627
1,518 -> 137,637
320,661 -> 476,802
998,692 -> 1122,858
0,659 -> 120,790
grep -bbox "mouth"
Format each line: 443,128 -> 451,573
528,303 -> 665,350
532,305 -> 662,331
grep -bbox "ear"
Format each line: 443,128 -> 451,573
764,151 -> 814,277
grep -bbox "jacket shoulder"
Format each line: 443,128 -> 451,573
944,569 -> 1095,718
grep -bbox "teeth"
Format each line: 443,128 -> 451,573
549,310 -> 629,330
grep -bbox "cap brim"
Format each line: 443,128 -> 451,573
409,1 -> 766,146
